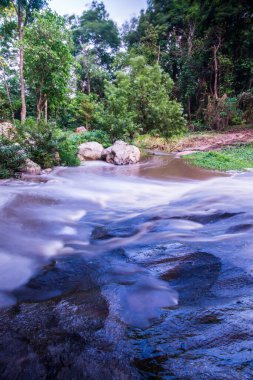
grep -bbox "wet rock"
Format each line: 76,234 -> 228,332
160,252 -> 221,303
42,168 -> 53,174
21,158 -> 41,175
102,141 -> 140,165
0,254 -> 139,380
91,224 -> 138,241
13,256 -> 98,303
78,141 -> 104,161
174,211 -> 241,225
226,223 -> 253,234
91,226 -> 113,241
130,249 -> 253,379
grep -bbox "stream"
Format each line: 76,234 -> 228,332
0,154 -> 253,379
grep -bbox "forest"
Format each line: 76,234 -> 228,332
0,0 -> 253,175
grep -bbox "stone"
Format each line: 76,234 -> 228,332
76,126 -> 87,134
102,140 -> 140,165
78,141 -> 104,161
21,159 -> 41,175
43,168 -> 53,174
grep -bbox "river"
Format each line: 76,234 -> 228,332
0,154 -> 252,379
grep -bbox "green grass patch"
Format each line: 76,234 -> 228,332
185,144 -> 253,171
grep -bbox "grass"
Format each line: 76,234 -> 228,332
185,144 -> 253,171
133,134 -> 188,152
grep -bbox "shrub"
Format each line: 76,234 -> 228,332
58,137 -> 80,167
0,140 -> 27,179
15,119 -> 61,169
204,96 -> 246,130
66,130 -> 111,148
58,129 -> 111,166
95,56 -> 186,140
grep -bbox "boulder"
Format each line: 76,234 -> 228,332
21,159 -> 41,175
78,141 -> 104,161
76,126 -> 87,134
102,140 -> 140,165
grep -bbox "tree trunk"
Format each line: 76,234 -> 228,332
36,103 -> 41,123
86,77 -> 91,95
44,98 -> 48,123
213,37 -> 221,101
36,90 -> 42,123
17,6 -> 26,123
157,45 -> 161,64
188,96 -> 192,123
1,65 -> 15,124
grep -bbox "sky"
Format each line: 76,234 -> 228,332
49,0 -> 147,26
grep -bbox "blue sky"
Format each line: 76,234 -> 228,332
49,0 -> 147,25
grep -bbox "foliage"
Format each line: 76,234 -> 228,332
185,145 -> 253,171
69,1 -> 120,97
0,138 -> 27,178
24,10 -> 73,121
204,96 -> 246,130
66,130 -> 111,148
96,56 -> 186,140
57,129 -> 111,167
71,1 -> 120,67
239,91 -> 253,124
67,93 -> 96,129
15,119 -> 61,168
57,136 -> 80,167
124,0 -> 253,127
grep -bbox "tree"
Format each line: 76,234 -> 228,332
24,11 -> 73,122
124,0 -> 253,128
75,46 -> 109,97
0,0 -> 47,123
68,1 -> 120,102
97,56 -> 186,140
0,57 -> 14,122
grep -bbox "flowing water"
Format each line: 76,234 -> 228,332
0,155 -> 253,379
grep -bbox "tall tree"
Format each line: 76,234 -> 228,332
70,1 -> 120,96
124,0 -> 253,126
24,10 -> 73,122
0,0 -> 47,123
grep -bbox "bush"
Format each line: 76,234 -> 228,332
58,136 -> 80,167
95,56 -> 186,140
0,140 -> 27,179
204,96 -> 246,130
15,119 -> 62,169
66,130 -> 111,148
58,129 -> 111,166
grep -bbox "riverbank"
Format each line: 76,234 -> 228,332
134,127 -> 253,172
184,145 -> 253,172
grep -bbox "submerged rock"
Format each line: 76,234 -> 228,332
102,140 -> 141,165
78,141 -> 104,161
0,254 -> 138,380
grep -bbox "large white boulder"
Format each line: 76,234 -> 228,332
78,141 -> 104,161
102,140 -> 141,165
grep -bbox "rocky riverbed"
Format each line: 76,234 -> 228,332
0,155 -> 252,379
